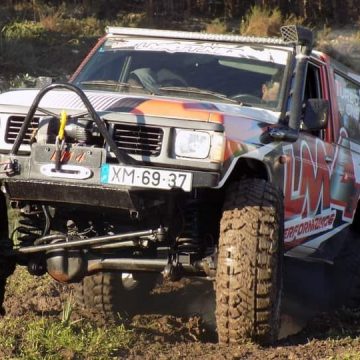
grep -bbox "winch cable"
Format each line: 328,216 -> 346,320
10,83 -> 136,165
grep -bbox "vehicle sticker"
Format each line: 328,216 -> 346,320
285,223 -> 350,257
283,134 -> 360,247
283,139 -> 332,220
106,39 -> 289,65
284,209 -> 336,242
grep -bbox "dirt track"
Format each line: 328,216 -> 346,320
2,261 -> 360,359
2,226 -> 360,359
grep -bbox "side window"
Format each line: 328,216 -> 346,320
304,63 -> 322,100
302,63 -> 324,137
334,72 -> 360,143
74,51 -> 126,83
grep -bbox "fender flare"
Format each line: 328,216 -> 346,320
215,144 -> 276,189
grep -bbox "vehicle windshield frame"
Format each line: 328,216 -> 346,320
72,36 -> 293,112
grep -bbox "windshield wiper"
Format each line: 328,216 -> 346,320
79,82 -> 245,104
78,80 -> 153,94
158,86 -> 241,105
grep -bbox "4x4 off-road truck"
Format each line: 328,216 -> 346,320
0,25 -> 360,344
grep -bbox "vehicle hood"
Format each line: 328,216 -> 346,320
0,88 -> 280,125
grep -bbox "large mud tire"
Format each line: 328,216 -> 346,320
215,179 -> 283,345
75,271 -> 158,321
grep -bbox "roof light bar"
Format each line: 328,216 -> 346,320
106,26 -> 288,46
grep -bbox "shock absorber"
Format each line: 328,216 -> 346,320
176,200 -> 204,254
15,205 -> 50,247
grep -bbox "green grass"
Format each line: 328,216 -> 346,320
0,316 -> 133,359
1,268 -> 134,359
328,349 -> 360,360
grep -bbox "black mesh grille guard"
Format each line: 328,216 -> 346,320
280,25 -> 314,49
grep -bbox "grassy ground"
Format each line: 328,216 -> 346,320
1,268 -> 134,359
3,268 -> 360,359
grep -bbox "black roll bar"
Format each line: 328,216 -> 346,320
10,83 -> 135,165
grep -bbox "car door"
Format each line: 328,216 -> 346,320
282,60 -> 341,258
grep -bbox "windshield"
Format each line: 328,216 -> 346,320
72,37 -> 291,110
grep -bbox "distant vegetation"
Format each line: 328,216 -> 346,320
3,1 -> 356,25
0,1 -> 359,84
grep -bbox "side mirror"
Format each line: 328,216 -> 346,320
302,98 -> 329,131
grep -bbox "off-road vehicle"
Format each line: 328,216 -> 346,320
0,25 -> 359,344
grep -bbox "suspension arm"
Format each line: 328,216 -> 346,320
15,227 -> 166,254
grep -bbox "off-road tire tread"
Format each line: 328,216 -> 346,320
215,179 -> 283,345
75,272 -> 157,322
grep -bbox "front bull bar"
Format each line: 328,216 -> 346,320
10,83 -> 136,165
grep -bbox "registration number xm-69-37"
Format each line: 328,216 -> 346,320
101,164 -> 192,191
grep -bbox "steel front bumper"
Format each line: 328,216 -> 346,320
0,144 -> 219,209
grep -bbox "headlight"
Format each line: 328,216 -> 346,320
175,130 -> 210,159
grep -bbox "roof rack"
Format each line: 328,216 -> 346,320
106,27 -> 288,46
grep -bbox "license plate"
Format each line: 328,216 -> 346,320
101,164 -> 192,192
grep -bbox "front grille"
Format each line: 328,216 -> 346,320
112,124 -> 163,157
5,116 -> 39,144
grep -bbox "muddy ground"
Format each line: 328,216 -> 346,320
2,256 -> 360,359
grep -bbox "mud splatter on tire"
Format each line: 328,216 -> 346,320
215,179 -> 283,345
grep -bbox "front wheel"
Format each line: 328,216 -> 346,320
75,271 -> 158,321
215,179 -> 283,345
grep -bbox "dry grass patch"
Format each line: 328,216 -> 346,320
240,6 -> 282,36
205,18 -> 227,34
240,5 -> 305,37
